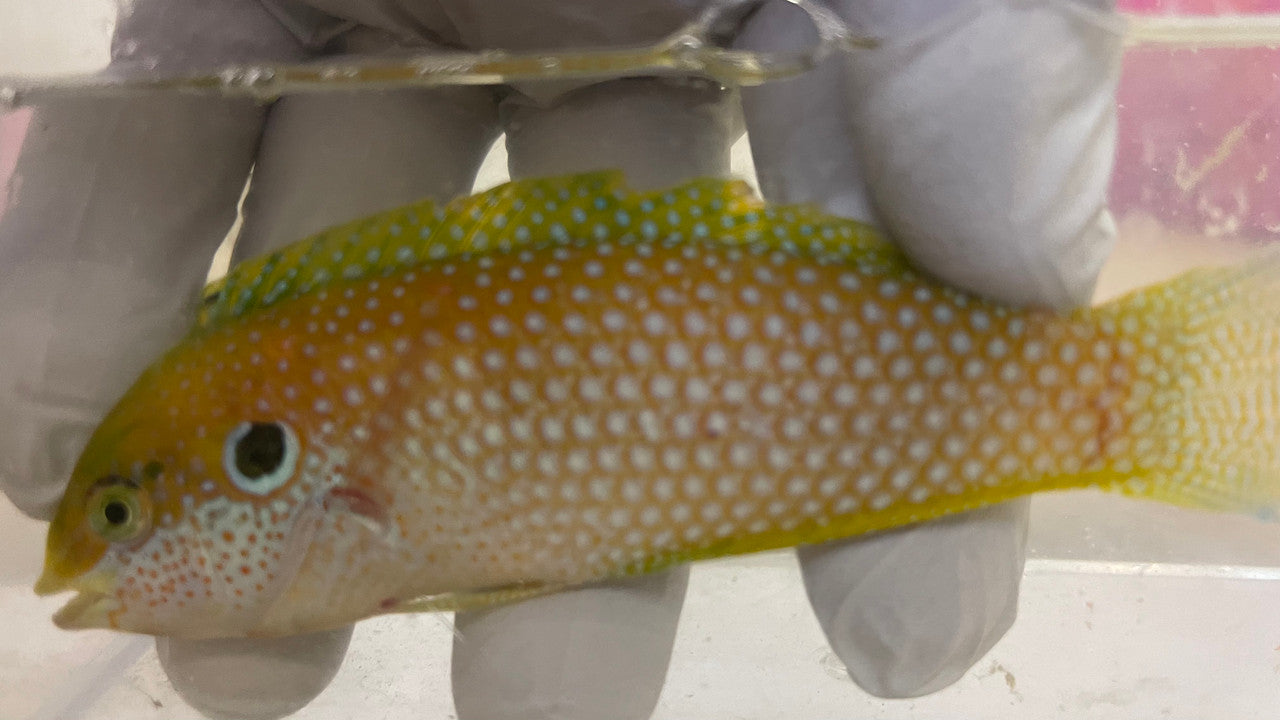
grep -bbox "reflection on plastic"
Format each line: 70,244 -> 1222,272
0,0 -> 875,107
2,8 -> 1278,110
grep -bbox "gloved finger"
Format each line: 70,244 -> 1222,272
285,0 -> 700,58
738,0 -> 1121,698
156,628 -> 355,720
0,97 -> 261,519
798,502 -> 1028,696
502,77 -> 742,191
447,77 -> 740,720
0,94 -> 266,520
737,0 -> 874,222
159,65 -> 502,719
741,10 -> 1027,696
452,571 -> 689,720
0,0 -> 300,521
109,0 -> 305,73
234,81 -> 502,260
836,0 -> 1123,311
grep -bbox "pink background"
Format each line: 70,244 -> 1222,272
1122,0 -> 1280,12
1112,0 -> 1280,237
0,109 -> 31,213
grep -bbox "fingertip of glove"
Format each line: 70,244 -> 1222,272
892,204 -> 1117,312
0,411 -> 100,522
827,584 -> 1020,699
3,482 -> 61,522
451,569 -> 689,720
799,503 -> 1028,698
156,627 -> 353,720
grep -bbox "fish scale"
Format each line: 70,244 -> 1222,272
36,171 -> 1280,639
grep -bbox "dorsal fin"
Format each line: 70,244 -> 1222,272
197,171 -> 900,332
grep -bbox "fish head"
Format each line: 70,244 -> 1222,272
36,331 -> 337,638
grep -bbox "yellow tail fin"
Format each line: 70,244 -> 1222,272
1098,252 -> 1280,520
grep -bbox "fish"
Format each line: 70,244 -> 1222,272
34,171 -> 1280,639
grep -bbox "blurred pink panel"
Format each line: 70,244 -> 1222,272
0,109 -> 32,213
1119,0 -> 1280,13
1111,2 -> 1280,238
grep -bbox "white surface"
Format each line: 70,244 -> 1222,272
0,0 -> 113,76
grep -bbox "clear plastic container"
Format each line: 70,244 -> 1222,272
4,2 -> 1280,718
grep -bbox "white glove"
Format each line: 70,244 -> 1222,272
0,0 -> 1121,717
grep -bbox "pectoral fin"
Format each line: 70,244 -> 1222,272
390,582 -> 565,614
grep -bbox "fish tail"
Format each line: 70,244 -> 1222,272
1096,251 -> 1280,520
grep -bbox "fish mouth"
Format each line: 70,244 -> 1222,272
35,567 -> 120,630
49,590 -> 120,629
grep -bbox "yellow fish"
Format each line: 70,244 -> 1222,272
34,172 -> 1280,639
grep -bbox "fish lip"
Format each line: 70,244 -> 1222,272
49,589 -> 120,630
33,568 -> 71,596
37,566 -> 121,630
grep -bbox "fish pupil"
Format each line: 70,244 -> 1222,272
235,422 -> 286,480
103,500 -> 129,526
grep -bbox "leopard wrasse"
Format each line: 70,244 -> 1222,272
36,171 -> 1280,638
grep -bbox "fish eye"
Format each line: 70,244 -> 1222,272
103,500 -> 129,525
223,421 -> 299,495
87,476 -> 151,543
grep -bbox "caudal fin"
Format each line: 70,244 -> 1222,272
1099,251 -> 1280,520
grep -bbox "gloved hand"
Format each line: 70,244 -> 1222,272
738,0 -> 1121,695
0,0 -> 1121,718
